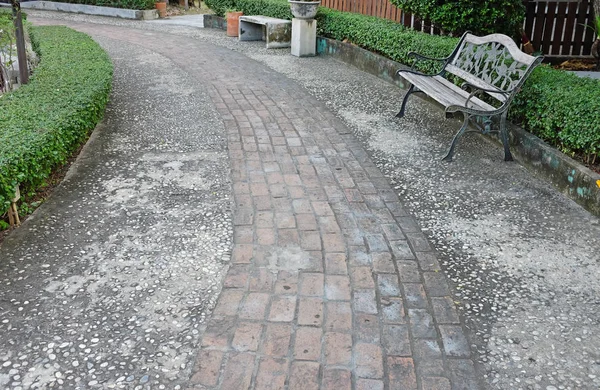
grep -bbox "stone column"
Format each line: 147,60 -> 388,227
291,18 -> 316,57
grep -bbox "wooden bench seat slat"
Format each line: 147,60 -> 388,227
400,72 -> 496,112
445,65 -> 508,103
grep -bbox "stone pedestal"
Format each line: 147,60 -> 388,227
291,18 -> 317,57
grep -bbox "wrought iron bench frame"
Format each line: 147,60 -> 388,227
396,32 -> 543,161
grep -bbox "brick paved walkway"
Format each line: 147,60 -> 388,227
33,20 -> 481,390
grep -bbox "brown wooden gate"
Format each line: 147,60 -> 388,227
524,0 -> 596,56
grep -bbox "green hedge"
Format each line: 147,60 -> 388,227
0,26 -> 113,216
48,0 -> 155,10
227,0 -> 600,164
388,0 -> 525,37
511,66 -> 600,162
204,0 -> 237,16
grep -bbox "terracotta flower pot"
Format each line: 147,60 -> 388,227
155,1 -> 167,17
226,11 -> 243,37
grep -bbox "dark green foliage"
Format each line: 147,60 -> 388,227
0,26 -> 113,216
235,0 -> 292,19
204,0 -> 237,16
510,66 -> 600,162
49,0 -> 155,10
388,0 -> 525,37
316,7 -> 457,73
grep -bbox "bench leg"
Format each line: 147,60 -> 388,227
499,112 -> 513,161
442,114 -> 469,162
395,84 -> 415,118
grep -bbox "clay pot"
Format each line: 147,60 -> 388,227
226,11 -> 243,37
155,1 -> 167,17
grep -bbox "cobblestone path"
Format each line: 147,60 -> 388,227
26,20 -> 482,389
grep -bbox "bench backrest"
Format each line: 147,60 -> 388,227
446,33 -> 542,104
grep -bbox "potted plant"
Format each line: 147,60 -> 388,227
226,9 -> 243,37
288,0 -> 320,19
155,0 -> 167,18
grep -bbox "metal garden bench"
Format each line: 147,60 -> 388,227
396,32 -> 543,161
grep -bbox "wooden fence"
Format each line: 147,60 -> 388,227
320,0 -> 598,57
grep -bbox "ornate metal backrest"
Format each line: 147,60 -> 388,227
445,33 -> 542,104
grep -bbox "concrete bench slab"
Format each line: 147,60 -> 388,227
238,15 -> 291,49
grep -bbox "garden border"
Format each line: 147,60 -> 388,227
0,1 -> 157,20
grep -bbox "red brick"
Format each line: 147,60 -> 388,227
300,231 -> 322,251
249,268 -> 275,292
278,229 -> 300,246
251,182 -> 270,196
274,271 -> 298,295
296,214 -> 318,231
284,174 -> 303,186
323,233 -> 345,253
312,201 -> 334,216
189,350 -> 223,386
293,327 -> 322,361
276,213 -> 296,229
324,332 -> 352,366
257,228 -> 276,245
322,369 -> 352,390
356,379 -> 384,390
324,301 -> 352,331
255,211 -> 274,228
299,273 -> 324,296
354,343 -> 384,379
325,275 -> 351,300
212,289 -> 244,317
235,226 -> 254,244
387,357 -> 417,390
262,323 -> 293,357
232,322 -> 263,352
223,264 -> 250,288
372,252 -> 395,273
288,361 -> 320,390
232,244 -> 253,264
421,376 -> 451,390
268,295 -> 296,322
221,352 -> 255,389
239,292 -> 270,320
355,314 -> 380,343
298,297 -> 324,326
325,253 -> 348,275
350,267 -> 375,289
255,357 -> 288,390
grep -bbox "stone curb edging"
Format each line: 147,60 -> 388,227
0,1 -> 158,20
314,37 -> 600,217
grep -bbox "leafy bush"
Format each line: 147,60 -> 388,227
235,0 -> 291,19
50,0 -> 155,10
0,26 -> 113,216
511,66 -> 600,164
388,0 -> 525,38
204,0 -> 236,16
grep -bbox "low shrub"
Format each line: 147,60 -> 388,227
225,0 -> 600,164
511,66 -> 600,164
0,26 -> 113,216
50,0 -> 155,10
204,0 -> 236,16
235,0 -> 291,19
389,0 -> 525,38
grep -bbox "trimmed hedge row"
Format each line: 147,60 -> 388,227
0,26 -> 113,216
227,0 -> 600,163
48,0 -> 155,10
